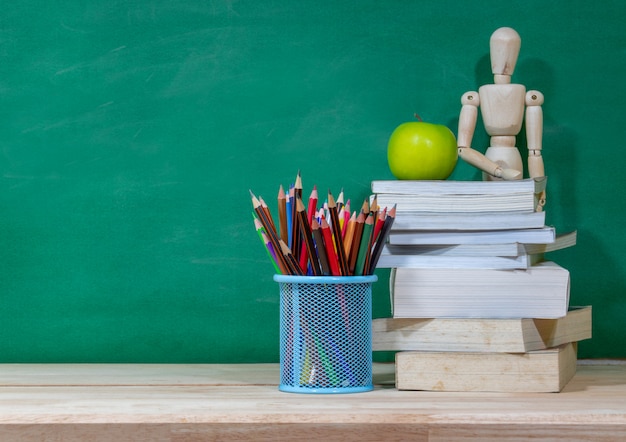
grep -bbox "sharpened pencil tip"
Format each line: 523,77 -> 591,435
327,189 -> 336,206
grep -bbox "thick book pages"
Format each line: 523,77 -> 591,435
388,226 -> 556,245
391,210 -> 546,231
378,231 -> 577,270
373,306 -> 591,352
525,230 -> 577,255
391,261 -> 570,319
395,342 -> 577,392
372,177 -> 547,195
383,242 -> 526,257
375,192 -> 536,213
371,177 -> 547,213
377,244 -> 530,269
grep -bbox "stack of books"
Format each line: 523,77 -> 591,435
371,177 -> 591,392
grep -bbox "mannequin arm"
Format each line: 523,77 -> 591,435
526,90 -> 545,178
457,92 -> 479,149
525,90 -> 546,208
458,147 -> 522,180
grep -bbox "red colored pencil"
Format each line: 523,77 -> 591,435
320,217 -> 341,276
372,206 -> 387,244
299,185 -> 318,271
367,205 -> 396,274
296,197 -> 321,275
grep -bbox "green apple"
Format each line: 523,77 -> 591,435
387,121 -> 458,180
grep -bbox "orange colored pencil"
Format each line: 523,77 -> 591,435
347,211 -> 365,275
342,211 -> 357,257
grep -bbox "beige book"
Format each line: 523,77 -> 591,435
395,342 -> 577,393
373,306 -> 591,353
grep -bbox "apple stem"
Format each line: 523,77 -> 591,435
414,113 -> 423,122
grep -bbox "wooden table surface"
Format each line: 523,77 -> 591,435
1,361 -> 625,441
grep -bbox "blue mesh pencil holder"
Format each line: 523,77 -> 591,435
274,274 -> 377,394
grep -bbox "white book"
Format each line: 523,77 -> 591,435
371,177 -> 547,195
377,244 -> 530,269
392,210 -> 546,231
388,226 -> 556,245
391,261 -> 570,319
374,192 -> 537,213
381,231 -> 576,260
383,242 -> 525,257
525,230 -> 577,255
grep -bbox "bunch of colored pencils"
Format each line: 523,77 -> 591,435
250,171 -> 396,276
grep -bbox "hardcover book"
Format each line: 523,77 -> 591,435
373,306 -> 591,352
395,342 -> 578,393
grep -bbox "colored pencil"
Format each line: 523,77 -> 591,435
253,215 -> 281,273
251,173 -> 395,276
336,188 -> 345,209
342,211 -> 357,258
338,205 -> 346,233
368,195 -> 378,231
311,218 -> 331,276
278,185 -> 288,245
327,190 -> 348,276
286,185 -> 294,248
296,197 -> 321,276
348,211 -> 365,275
354,212 -> 374,276
341,199 -> 351,238
372,206 -> 387,245
291,171 -> 303,259
259,196 -> 276,234
299,186 -> 318,271
250,190 -> 290,274
359,198 -> 370,218
279,239 -> 304,276
367,204 -> 396,275
320,217 -> 341,276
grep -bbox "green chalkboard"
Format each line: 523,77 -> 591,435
1,1 -> 625,362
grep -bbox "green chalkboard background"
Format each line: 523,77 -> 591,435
1,1 -> 624,362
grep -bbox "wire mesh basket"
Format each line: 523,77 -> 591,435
274,274 -> 377,394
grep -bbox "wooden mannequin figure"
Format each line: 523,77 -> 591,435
457,27 -> 546,208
